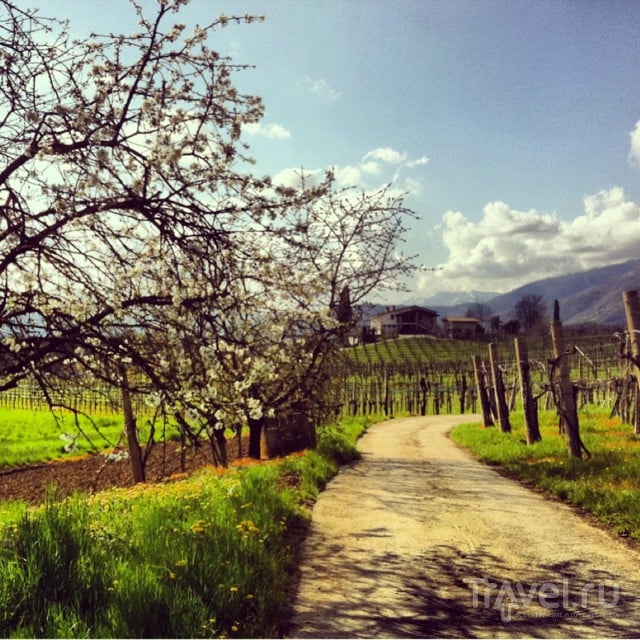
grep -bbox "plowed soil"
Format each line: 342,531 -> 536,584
0,437 -> 248,505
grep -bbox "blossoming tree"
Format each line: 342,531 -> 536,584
0,0 -> 417,479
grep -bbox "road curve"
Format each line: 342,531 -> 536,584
285,415 -> 640,638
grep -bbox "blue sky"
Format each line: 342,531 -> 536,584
28,0 -> 640,301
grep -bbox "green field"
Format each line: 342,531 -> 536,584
0,408 -> 124,467
0,407 -> 178,468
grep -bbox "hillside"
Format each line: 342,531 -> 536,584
420,259 -> 640,327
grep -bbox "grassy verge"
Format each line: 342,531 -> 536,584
450,408 -> 640,540
0,414 -> 374,638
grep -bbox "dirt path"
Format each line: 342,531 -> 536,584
286,415 -> 640,638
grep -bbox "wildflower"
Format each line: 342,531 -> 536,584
236,519 -> 260,535
190,519 -> 206,534
229,586 -> 238,592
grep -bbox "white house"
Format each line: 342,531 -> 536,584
369,305 -> 439,338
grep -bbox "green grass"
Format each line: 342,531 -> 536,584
0,414 -> 373,638
0,408 -> 178,467
450,408 -> 640,539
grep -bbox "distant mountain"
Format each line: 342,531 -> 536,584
413,259 -> 640,327
407,289 -> 500,307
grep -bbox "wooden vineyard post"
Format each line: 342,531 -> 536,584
473,355 -> 494,427
623,290 -> 640,435
488,344 -> 511,432
515,337 -> 541,444
459,374 -> 467,414
419,376 -> 428,416
550,300 -> 583,458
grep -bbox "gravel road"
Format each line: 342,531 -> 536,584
286,415 -> 640,638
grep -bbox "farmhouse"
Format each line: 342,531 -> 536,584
441,316 -> 482,339
369,305 -> 438,338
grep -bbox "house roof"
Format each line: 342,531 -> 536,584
442,317 -> 481,323
371,305 -> 439,318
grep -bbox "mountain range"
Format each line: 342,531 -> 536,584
415,259 -> 640,328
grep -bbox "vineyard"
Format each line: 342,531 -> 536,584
0,383 -> 150,417
330,331 -> 636,422
1,300 -> 639,457
0,333 -> 634,423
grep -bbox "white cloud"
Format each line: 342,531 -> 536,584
407,155 -> 429,168
363,147 -> 407,164
629,120 -> 640,166
272,146 -> 429,196
361,161 -> 381,175
271,167 -> 324,189
243,122 -> 292,139
333,165 -> 362,186
297,76 -> 342,103
419,187 -> 640,294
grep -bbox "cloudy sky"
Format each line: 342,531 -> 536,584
30,0 -> 640,301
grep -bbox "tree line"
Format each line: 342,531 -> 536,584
467,294 -> 555,335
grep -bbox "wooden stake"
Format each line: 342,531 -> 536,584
489,343 -> 511,433
473,355 -> 494,427
515,337 -> 541,444
623,290 -> 640,435
550,300 -> 583,458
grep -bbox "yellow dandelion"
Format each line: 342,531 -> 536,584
229,586 -> 238,592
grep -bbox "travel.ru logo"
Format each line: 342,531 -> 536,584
464,577 -> 620,623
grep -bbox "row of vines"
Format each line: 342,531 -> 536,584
0,333 -> 631,422
2,296 -> 639,457
328,329 -> 637,425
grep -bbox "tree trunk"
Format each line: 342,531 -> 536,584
248,416 -> 264,459
489,343 -> 511,433
473,355 -> 494,427
213,429 -> 229,467
120,367 -> 145,484
550,300 -> 583,458
623,290 -> 640,435
515,337 -> 541,444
